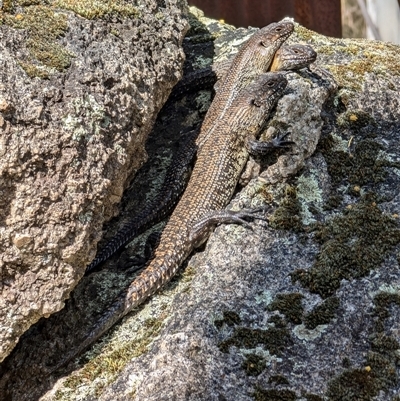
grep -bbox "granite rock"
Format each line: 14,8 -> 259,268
1,6 -> 400,401
0,0 -> 188,362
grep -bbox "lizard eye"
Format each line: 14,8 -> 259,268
260,41 -> 269,48
267,81 -> 276,87
275,27 -> 283,32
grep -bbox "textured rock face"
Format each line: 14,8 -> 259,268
0,0 -> 188,362
1,6 -> 400,401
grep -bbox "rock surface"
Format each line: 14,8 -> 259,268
1,6 -> 400,401
0,0 -> 188,362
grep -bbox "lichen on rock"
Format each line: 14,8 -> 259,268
1,5 -> 400,401
0,0 -> 188,364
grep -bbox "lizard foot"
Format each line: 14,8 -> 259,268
189,208 -> 268,246
247,132 -> 294,156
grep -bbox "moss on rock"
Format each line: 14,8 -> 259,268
253,387 -> 297,401
292,196 -> 400,298
303,297 -> 340,329
0,0 -> 137,78
53,0 -> 138,19
317,134 -> 387,188
268,375 -> 290,386
269,185 -> 304,232
268,293 -> 304,325
219,325 -> 291,356
242,353 -> 267,376
214,310 -> 241,329
326,290 -> 400,400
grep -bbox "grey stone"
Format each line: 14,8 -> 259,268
0,0 -> 188,362
1,6 -> 400,401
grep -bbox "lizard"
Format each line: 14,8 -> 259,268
170,43 -> 317,100
85,20 -> 294,274
194,20 -> 294,149
271,44 -> 317,72
54,72 -> 288,371
85,42 -> 316,274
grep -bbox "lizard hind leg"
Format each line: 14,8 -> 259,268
189,208 -> 268,247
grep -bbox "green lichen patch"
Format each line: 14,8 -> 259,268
180,265 -> 197,283
214,310 -> 241,330
295,26 -> 400,93
292,196 -> 400,298
17,59 -> 52,78
55,315 -> 165,399
219,326 -> 291,356
327,61 -> 374,92
2,4 -> 71,77
324,41 -> 400,91
1,1 -> 137,78
63,94 -> 109,142
269,185 -> 304,232
294,24 -> 319,43
317,134 -> 386,187
253,387 -> 297,401
303,296 -> 340,330
1,0 -> 14,12
242,353 -> 267,376
267,293 -> 304,325
53,0 -> 138,20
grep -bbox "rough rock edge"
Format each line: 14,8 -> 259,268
85,15 -> 400,401
0,0 -> 189,362
40,14 -> 333,401
2,7 -> 400,401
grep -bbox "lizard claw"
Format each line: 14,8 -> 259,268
270,132 -> 295,148
225,207 -> 269,224
247,132 -> 294,156
189,207 -> 268,243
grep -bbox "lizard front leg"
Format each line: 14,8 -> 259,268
247,131 -> 294,156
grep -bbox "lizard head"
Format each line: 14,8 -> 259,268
248,72 -> 288,108
270,44 -> 317,72
233,21 -> 294,73
256,21 -> 294,52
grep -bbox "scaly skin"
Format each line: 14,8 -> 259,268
196,20 -> 294,148
270,44 -> 316,72
85,129 -> 198,273
86,41 -> 316,275
170,43 -> 316,101
55,73 -> 288,370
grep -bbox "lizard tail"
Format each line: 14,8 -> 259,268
49,288 -> 130,374
85,130 -> 198,274
53,247 -> 187,373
